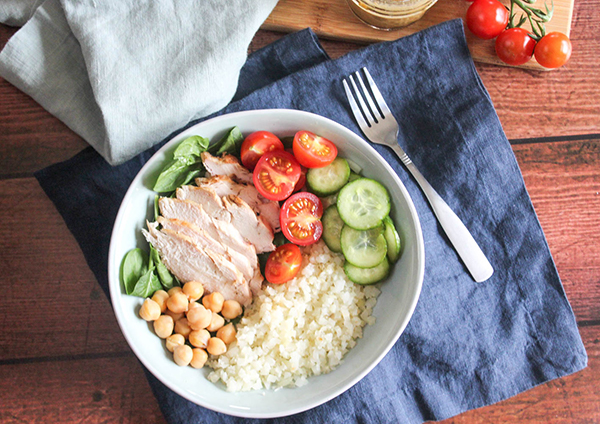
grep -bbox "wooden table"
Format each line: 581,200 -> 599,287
1,2 -> 599,421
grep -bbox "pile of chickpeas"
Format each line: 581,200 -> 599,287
138,281 -> 243,368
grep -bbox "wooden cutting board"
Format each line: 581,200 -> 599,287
262,0 -> 574,71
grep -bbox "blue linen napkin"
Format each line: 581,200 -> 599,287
34,20 -> 587,423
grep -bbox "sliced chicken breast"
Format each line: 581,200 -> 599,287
143,225 -> 252,305
156,217 -> 257,283
201,152 -> 253,184
196,175 -> 281,232
158,197 -> 258,269
222,195 -> 275,253
176,186 -> 275,253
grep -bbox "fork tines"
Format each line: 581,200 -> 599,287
343,67 -> 392,129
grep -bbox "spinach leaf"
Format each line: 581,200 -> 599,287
121,248 -> 149,295
153,159 -> 204,193
173,135 -> 209,159
150,245 -> 176,290
154,195 -> 160,221
209,126 -> 244,156
130,265 -> 162,298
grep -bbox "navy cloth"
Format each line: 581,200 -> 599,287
35,20 -> 587,423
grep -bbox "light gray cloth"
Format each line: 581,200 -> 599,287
0,0 -> 278,165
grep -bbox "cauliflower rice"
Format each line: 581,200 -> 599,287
206,241 -> 380,391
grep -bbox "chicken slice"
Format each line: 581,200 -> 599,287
158,197 -> 258,270
201,152 -> 253,184
176,186 -> 275,253
143,225 -> 252,305
222,195 -> 275,253
195,175 -> 281,232
156,217 -> 258,284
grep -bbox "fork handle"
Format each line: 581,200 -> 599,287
390,144 -> 494,283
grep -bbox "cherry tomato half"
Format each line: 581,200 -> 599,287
253,150 -> 301,201
534,32 -> 572,69
293,131 -> 338,168
280,192 -> 323,246
495,28 -> 536,66
286,148 -> 307,192
264,243 -> 302,284
240,131 -> 284,171
466,0 -> 509,40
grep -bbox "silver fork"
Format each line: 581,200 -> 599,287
343,67 -> 493,283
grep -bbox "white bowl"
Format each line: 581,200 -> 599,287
108,109 -> 424,418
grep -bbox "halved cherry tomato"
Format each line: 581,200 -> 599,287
293,131 -> 338,168
466,0 -> 509,40
253,150 -> 301,201
240,131 -> 284,171
495,28 -> 536,66
286,148 -> 307,192
280,192 -> 323,246
534,32 -> 572,69
264,243 -> 302,284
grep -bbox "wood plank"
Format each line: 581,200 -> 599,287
0,355 -> 166,424
0,178 -> 130,361
0,325 -> 596,423
263,0 -> 573,71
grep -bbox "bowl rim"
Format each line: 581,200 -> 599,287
108,108 -> 425,418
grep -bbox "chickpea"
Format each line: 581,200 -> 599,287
221,300 -> 243,320
190,348 -> 208,369
151,290 -> 169,313
216,323 -> 237,345
202,292 -> 224,313
206,337 -> 227,356
164,309 -> 184,322
165,333 -> 185,353
139,298 -> 161,321
206,312 -> 225,332
187,304 -> 212,330
167,292 -> 189,314
153,315 -> 174,339
182,281 -> 204,301
174,318 -> 192,338
188,301 -> 201,310
168,286 -> 183,296
188,329 -> 210,348
173,344 -> 193,367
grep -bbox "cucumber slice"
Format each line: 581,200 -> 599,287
348,171 -> 361,182
344,257 -> 390,285
320,192 -> 338,209
337,178 -> 391,230
340,225 -> 387,268
322,205 -> 344,252
306,158 -> 350,197
383,216 -> 401,263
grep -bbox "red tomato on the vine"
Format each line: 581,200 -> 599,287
466,0 -> 509,40
253,150 -> 301,201
495,28 -> 536,66
264,243 -> 302,285
534,32 -> 572,69
240,131 -> 284,171
292,131 -> 338,168
280,192 -> 323,246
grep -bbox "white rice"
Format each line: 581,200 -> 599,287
206,241 -> 380,392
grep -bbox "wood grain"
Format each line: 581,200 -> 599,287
0,356 -> 166,424
264,0 -> 573,70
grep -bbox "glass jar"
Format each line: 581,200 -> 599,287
346,0 -> 438,30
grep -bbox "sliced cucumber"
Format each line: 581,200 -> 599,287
320,192 -> 338,209
322,205 -> 344,252
344,257 -> 390,285
383,216 -> 401,263
337,178 -> 391,230
340,225 -> 387,268
306,158 -> 350,197
348,171 -> 361,182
